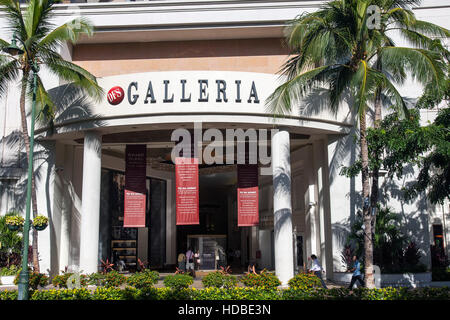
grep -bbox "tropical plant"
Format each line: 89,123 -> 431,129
137,258 -> 148,271
101,270 -> 126,288
345,206 -> 427,273
0,0 -> 103,272
5,215 -> 25,227
266,0 -> 449,287
52,272 -> 88,288
14,267 -> 48,290
0,212 -> 23,267
32,215 -> 48,227
126,269 -> 160,289
0,264 -> 19,276
202,271 -> 238,289
100,259 -> 114,274
287,272 -> 322,289
163,274 -> 193,290
240,269 -> 281,289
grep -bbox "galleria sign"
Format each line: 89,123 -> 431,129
106,79 -> 261,106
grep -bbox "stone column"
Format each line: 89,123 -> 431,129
79,131 -> 102,274
272,129 -> 294,286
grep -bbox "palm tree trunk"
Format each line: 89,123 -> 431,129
370,86 -> 382,235
360,111 -> 375,288
19,69 -> 40,273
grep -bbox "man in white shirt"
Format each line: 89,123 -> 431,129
308,254 -> 328,289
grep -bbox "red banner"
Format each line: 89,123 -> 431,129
124,145 -> 147,227
175,157 -> 200,225
237,164 -> 259,226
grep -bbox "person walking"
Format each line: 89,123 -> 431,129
347,255 -> 365,289
177,252 -> 186,272
308,254 -> 328,289
186,247 -> 195,274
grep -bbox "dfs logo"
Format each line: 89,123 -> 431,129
107,86 -> 125,105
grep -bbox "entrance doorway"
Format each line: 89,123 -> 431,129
176,169 -> 242,271
99,168 -> 167,272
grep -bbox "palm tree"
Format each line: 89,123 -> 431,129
266,0 -> 448,287
0,0 -> 103,272
368,0 -> 450,230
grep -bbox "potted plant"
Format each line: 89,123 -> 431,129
5,216 -> 24,231
32,215 -> 48,231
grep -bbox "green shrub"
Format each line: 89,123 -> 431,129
0,290 -> 18,300
202,271 -> 238,289
0,265 -> 19,276
13,269 -> 49,290
288,272 -> 322,289
192,287 -> 282,300
87,272 -> 105,286
240,270 -> 281,289
163,274 -> 193,290
31,288 -> 92,300
91,287 -> 125,300
2,286 -> 448,300
52,273 -> 88,288
84,271 -> 126,288
127,269 -> 160,288
102,270 -> 127,288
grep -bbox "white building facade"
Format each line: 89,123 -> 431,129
0,0 -> 449,285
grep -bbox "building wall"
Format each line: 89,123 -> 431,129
72,38 -> 289,77
0,0 -> 449,277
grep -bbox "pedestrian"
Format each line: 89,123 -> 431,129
194,250 -> 200,270
347,255 -> 365,289
186,247 -> 195,274
308,254 -> 327,289
177,252 -> 186,272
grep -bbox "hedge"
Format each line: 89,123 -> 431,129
1,286 -> 448,300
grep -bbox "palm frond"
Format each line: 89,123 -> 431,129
39,16 -> 94,50
0,58 -> 20,98
0,0 -> 26,38
44,54 -> 103,102
266,64 -> 340,115
380,46 -> 446,91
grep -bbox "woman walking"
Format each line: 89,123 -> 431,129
308,254 -> 328,289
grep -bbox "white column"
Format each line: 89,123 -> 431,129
59,145 -> 74,271
79,131 -> 102,274
272,129 -> 294,286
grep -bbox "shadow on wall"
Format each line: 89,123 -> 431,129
1,83 -> 105,271
379,165 -> 431,266
39,83 -> 106,135
331,220 -> 351,272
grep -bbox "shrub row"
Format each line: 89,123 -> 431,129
1,286 -> 449,300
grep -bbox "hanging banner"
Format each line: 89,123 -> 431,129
237,164 -> 259,226
124,144 -> 147,227
175,157 -> 200,225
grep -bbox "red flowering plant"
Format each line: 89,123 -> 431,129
100,259 -> 114,274
240,269 -> 281,289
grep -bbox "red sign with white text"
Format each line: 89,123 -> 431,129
176,157 -> 199,225
124,145 -> 147,227
107,86 -> 125,105
237,164 -> 259,227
